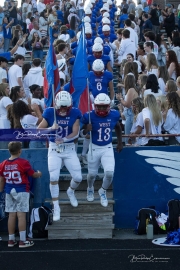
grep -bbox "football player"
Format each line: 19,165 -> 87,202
38,91 -> 82,221
81,93 -> 123,207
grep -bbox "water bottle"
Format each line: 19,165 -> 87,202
147,223 -> 153,239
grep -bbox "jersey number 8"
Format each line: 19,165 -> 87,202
97,82 -> 102,91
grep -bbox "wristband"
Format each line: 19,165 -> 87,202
80,129 -> 87,138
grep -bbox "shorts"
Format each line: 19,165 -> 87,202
5,189 -> 30,213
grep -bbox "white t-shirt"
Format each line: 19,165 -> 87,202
144,89 -> 163,98
147,68 -> 158,78
37,2 -> 46,14
26,18 -> 31,30
158,78 -> 166,95
163,108 -> 180,143
31,98 -> 44,111
20,114 -> 38,129
0,67 -> 7,83
8,64 -> 22,90
0,96 -> 13,128
141,107 -> 163,145
130,112 -> 145,145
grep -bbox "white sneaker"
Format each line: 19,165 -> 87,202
67,188 -> 78,207
81,155 -> 88,165
87,187 -> 94,202
98,188 -> 108,207
53,205 -> 60,221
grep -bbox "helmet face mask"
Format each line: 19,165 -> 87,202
86,33 -> 92,39
103,31 -> 110,36
55,91 -> 72,117
93,51 -> 102,58
94,93 -> 111,117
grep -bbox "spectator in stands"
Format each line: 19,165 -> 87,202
48,8 -> 57,25
0,6 -> 4,26
12,101 -> 44,148
142,13 -> 152,34
29,16 -> 35,32
127,0 -> 135,14
9,0 -> 18,25
29,21 -> 42,41
3,2 -> 10,20
117,74 -> 138,144
144,31 -> 158,59
22,62 -> 31,98
10,86 -> 27,104
118,0 -> 129,12
172,37 -> 180,64
149,3 -> 160,35
141,94 -> 164,146
118,8 -> 128,28
164,8 -> 175,40
37,0 -> 46,14
8,54 -> 24,90
143,74 -> 162,98
30,84 -> 44,112
31,31 -> 44,60
26,12 -> 32,34
0,57 -> 8,83
158,66 -> 169,95
163,92 -> 180,145
146,53 -> 159,77
26,58 -> 44,87
0,83 -> 12,130
118,29 -> 136,63
129,97 -> 145,145
3,17 -> 13,52
155,33 -> 167,66
165,80 -> 177,94
124,19 -> 138,49
123,61 -> 138,82
0,37 -> 25,60
126,53 -> 142,74
39,10 -> 50,38
22,0 -> 32,32
137,74 -> 147,96
166,50 -> 180,80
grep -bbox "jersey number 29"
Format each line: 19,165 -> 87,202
3,171 -> 22,184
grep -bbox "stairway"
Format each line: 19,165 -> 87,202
46,180 -> 115,239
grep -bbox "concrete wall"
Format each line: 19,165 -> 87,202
0,146 -> 180,231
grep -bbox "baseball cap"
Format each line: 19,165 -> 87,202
166,3 -> 172,7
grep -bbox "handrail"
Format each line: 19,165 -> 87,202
121,133 -> 180,138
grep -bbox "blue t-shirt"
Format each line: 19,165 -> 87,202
81,110 -> 120,146
67,29 -> 75,39
87,54 -> 111,70
89,71 -> 113,98
57,10 -> 64,23
119,14 -> 128,28
42,107 -> 82,143
0,52 -> 11,61
3,24 -> 12,39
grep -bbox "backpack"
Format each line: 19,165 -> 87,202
28,206 -> 53,238
168,199 -> 180,231
134,207 -> 167,235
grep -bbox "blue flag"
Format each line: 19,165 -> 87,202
44,27 -> 60,107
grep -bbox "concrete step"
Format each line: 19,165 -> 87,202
47,191 -> 115,239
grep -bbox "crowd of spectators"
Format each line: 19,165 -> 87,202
0,0 -> 180,150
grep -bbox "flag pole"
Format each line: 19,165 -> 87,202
87,78 -> 93,159
52,84 -> 57,124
